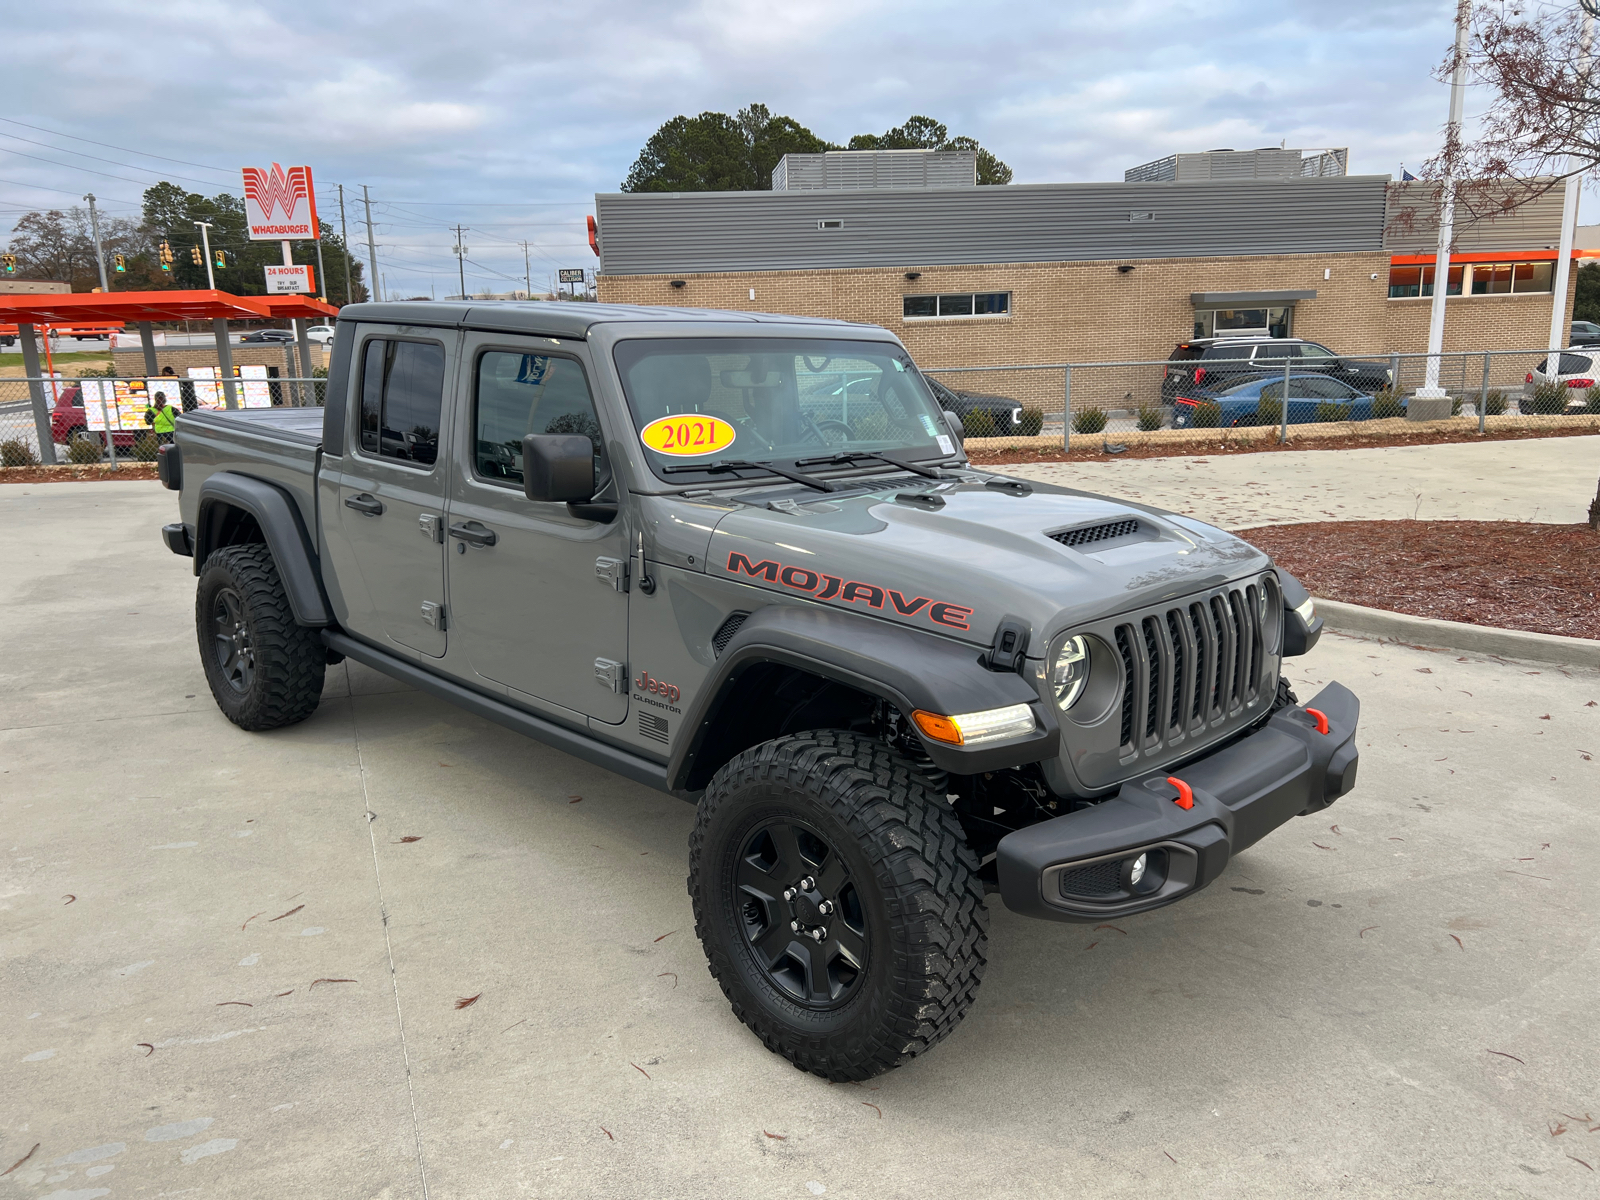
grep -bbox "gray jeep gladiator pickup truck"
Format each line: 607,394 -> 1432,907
158,301 -> 1359,1080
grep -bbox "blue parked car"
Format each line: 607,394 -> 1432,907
1172,372 -> 1379,428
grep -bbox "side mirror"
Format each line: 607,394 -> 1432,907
522,434 -> 594,503
942,409 -> 965,446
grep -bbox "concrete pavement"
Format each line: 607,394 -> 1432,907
1007,433 -> 1600,529
2,481 -> 1597,1199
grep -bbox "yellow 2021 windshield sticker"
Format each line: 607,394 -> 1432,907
640,414 -> 736,457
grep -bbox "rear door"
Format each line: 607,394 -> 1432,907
441,333 -> 630,723
332,331 -> 455,658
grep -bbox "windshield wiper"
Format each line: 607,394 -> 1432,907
794,450 -> 947,480
660,459 -> 836,492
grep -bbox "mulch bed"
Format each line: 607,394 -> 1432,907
969,422 -> 1600,465
0,463 -> 159,483
1241,520 -> 1600,641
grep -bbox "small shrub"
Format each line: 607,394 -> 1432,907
1314,401 -> 1353,423
1372,390 -> 1405,419
76,364 -> 119,379
1,438 -> 40,467
1585,385 -> 1600,414
962,409 -> 997,438
67,435 -> 103,464
1071,407 -> 1108,434
1484,389 -> 1507,416
1189,401 -> 1222,428
1530,383 -> 1569,415
131,433 -> 161,461
1254,396 -> 1283,426
1136,405 -> 1164,432
1017,407 -> 1044,436
311,364 -> 329,407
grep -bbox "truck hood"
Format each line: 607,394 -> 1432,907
703,475 -> 1271,650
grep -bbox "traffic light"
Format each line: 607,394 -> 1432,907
158,240 -> 174,271
213,249 -> 226,269
1,253 -> 14,274
190,245 -> 204,266
113,253 -> 126,273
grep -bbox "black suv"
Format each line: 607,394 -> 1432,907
1162,338 -> 1392,399
924,375 -> 1029,436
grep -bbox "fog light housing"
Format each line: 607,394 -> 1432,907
1128,853 -> 1147,887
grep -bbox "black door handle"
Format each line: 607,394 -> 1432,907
449,520 -> 497,548
344,492 -> 384,516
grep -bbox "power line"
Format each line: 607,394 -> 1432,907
0,116 -> 238,176
0,132 -> 235,191
0,146 -> 163,187
0,177 -> 141,204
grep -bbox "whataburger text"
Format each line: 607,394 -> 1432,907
725,552 -> 974,630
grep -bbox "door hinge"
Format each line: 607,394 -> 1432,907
594,658 -> 626,693
418,513 -> 443,543
595,556 -> 628,592
420,601 -> 446,631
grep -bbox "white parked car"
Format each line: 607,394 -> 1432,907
1523,351 -> 1600,413
305,324 -> 337,346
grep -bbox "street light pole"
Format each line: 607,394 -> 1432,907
83,193 -> 109,291
1419,0 -> 1471,399
194,221 -> 216,289
1550,4 -> 1597,354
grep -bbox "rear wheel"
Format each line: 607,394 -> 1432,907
689,730 -> 987,1080
196,544 -> 325,730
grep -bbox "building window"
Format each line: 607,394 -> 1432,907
1389,261 -> 1554,298
903,292 -> 1011,319
1192,306 -> 1291,339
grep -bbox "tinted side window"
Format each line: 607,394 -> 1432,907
1202,345 -> 1254,363
1558,352 -> 1592,374
474,352 -> 602,485
359,339 -> 446,466
1254,343 -> 1299,364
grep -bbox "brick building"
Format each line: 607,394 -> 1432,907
593,152 -> 1588,402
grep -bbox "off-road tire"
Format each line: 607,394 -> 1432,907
196,544 -> 325,731
689,730 -> 987,1080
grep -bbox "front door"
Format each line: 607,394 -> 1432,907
442,334 -> 629,723
333,332 -> 454,658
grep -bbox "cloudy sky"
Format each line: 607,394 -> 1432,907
1,0 -> 1492,298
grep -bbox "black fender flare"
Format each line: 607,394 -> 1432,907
195,471 -> 331,627
667,604 -> 1059,790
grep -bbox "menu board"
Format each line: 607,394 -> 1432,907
187,366 -> 220,409
239,364 -> 272,409
81,379 -> 189,429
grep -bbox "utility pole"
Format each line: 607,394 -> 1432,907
1550,5 -> 1597,354
451,225 -> 468,299
338,183 -> 353,305
1418,0 -> 1471,400
314,235 -> 328,304
83,193 -> 109,291
194,221 -> 216,289
361,185 -> 380,303
519,241 -> 532,299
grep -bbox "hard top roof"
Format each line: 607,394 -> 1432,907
338,300 -> 875,338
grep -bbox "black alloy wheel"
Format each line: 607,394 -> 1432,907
734,817 -> 867,1006
211,586 -> 255,694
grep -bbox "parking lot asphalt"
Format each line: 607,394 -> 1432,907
1008,434 -> 1600,529
3,481 -> 1598,1200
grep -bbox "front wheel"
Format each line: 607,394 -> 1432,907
689,730 -> 987,1080
196,544 -> 326,731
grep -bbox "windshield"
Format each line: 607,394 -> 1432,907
613,337 -> 955,481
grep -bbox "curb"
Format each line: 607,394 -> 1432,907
1315,598 -> 1600,671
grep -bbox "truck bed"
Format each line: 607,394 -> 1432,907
177,407 -> 324,539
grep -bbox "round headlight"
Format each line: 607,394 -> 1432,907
1050,636 -> 1090,710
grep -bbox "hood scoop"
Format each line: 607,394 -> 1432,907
1048,518 -> 1151,550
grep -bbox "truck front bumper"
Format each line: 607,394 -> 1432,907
996,681 -> 1359,923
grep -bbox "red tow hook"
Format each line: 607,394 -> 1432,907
1305,707 -> 1330,735
1166,776 -> 1195,810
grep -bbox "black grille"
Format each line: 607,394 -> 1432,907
1049,518 -> 1140,548
1059,858 -> 1123,898
638,712 -> 669,743
711,611 -> 749,657
1111,580 -> 1270,752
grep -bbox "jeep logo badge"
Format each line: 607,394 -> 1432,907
634,670 -> 680,703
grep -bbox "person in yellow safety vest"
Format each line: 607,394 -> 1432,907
146,391 -> 179,445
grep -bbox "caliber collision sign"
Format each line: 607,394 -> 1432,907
242,163 -> 319,240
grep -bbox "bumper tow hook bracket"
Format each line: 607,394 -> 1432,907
1166,776 -> 1194,810
1305,707 -> 1330,735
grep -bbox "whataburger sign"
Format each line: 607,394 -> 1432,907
242,163 -> 319,240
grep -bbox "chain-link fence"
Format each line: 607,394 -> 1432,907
0,374 -> 326,467
925,346 -> 1600,452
